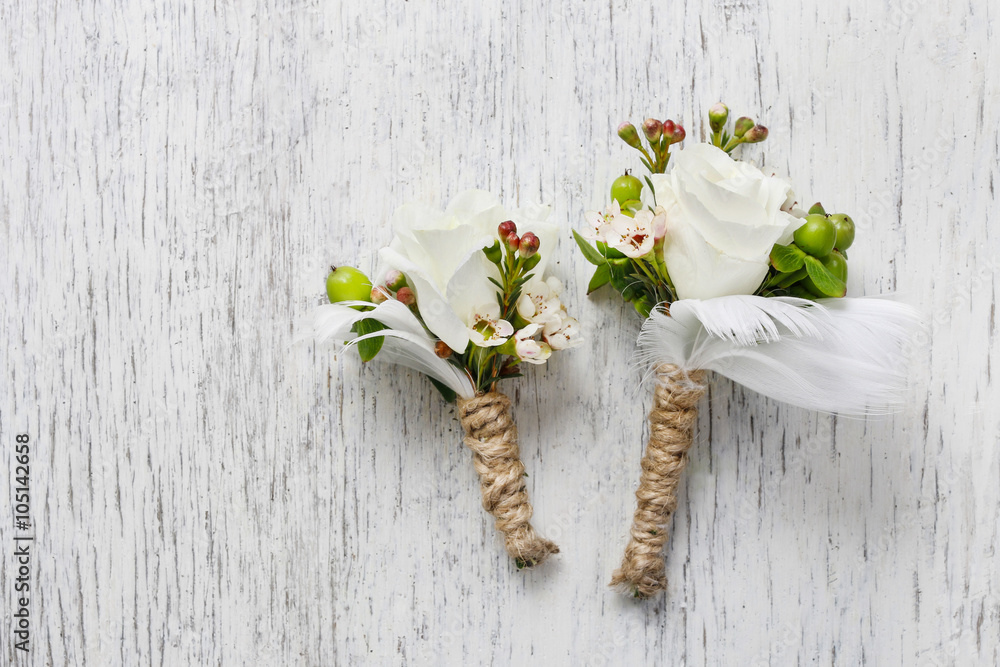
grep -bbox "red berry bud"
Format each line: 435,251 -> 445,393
505,232 -> 520,250
518,232 -> 540,257
498,220 -> 517,238
371,286 -> 390,304
661,120 -> 676,141
395,286 -> 416,306
434,341 -> 452,358
672,124 -> 686,144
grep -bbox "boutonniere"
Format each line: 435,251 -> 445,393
312,190 -> 582,568
576,105 -> 918,598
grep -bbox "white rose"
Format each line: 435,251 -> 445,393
651,144 -> 802,300
379,190 -> 556,352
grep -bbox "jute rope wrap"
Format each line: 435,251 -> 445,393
457,391 -> 559,568
610,363 -> 707,598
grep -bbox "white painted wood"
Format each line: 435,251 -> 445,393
2,0 -> 997,664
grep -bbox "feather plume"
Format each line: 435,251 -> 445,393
302,300 -> 476,399
636,295 -> 921,415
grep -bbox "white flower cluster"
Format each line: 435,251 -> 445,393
516,277 -> 584,355
374,190 -> 583,371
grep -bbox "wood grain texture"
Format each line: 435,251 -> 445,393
1,0 -> 997,664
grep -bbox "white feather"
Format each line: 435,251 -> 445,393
636,295 -> 921,415
301,300 -> 476,399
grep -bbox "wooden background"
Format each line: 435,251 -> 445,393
2,1 -> 997,665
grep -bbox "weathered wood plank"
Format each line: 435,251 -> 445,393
1,0 -> 997,664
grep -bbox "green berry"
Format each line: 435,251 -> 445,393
611,173 -> 643,207
620,199 -> 643,217
821,250 -> 848,282
792,214 -> 837,258
808,202 -> 826,216
829,214 -> 856,251
326,266 -> 372,304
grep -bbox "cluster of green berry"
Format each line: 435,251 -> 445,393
763,203 -> 856,299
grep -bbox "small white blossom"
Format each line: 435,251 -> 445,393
543,314 -> 583,350
516,278 -> 564,328
513,324 -> 551,365
584,202 -> 664,258
467,302 -> 513,347
583,200 -> 627,244
606,209 -> 658,258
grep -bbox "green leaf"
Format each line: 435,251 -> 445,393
639,156 -> 653,173
774,266 -> 808,289
804,256 -> 847,297
427,377 -> 457,403
587,263 -> 611,294
482,240 -> 502,264
607,258 -> 635,294
770,243 -> 807,272
573,229 -> 605,265
354,318 -> 387,362
488,276 -> 503,290
643,175 -> 657,206
596,241 -> 627,259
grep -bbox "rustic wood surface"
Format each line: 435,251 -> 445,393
2,1 -> 997,665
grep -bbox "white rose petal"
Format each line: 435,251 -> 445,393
380,190 -> 554,353
654,144 -> 804,299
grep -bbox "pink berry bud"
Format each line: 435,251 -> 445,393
743,124 -> 768,143
498,220 -> 517,238
505,232 -> 520,250
518,232 -> 540,257
384,269 -> 406,291
642,118 -> 662,143
370,286 -> 390,304
617,122 -> 643,149
672,124 -> 686,144
708,103 -> 729,133
733,116 -> 754,138
434,341 -> 452,358
395,286 -> 416,306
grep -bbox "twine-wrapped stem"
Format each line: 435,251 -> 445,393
457,391 -> 559,568
610,364 -> 707,598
